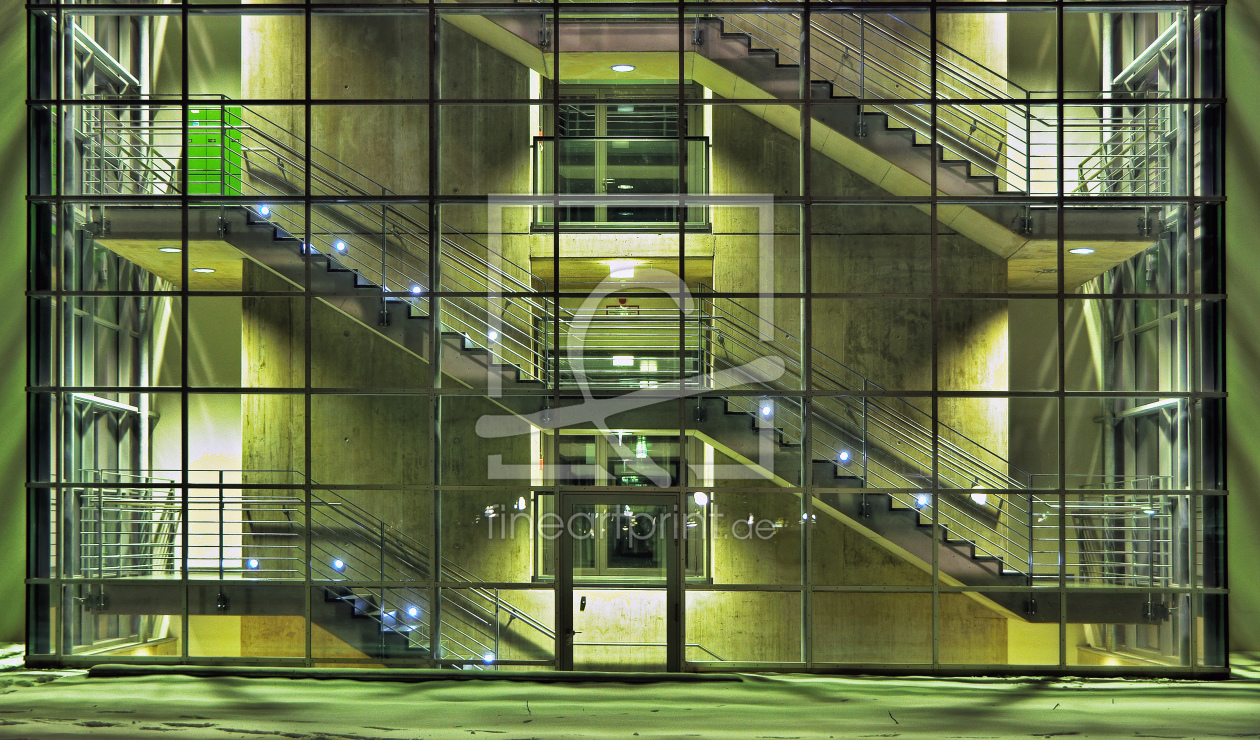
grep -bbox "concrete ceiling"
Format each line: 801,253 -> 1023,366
96,238 -> 246,290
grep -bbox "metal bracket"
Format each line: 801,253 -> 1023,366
1023,597 -> 1037,616
216,592 -> 231,613
86,592 -> 110,612
1143,600 -> 1170,622
538,24 -> 552,49
854,116 -> 868,138
1013,209 -> 1035,235
378,298 -> 391,328
692,404 -> 707,423
1138,215 -> 1159,238
217,217 -> 230,239
690,26 -> 704,46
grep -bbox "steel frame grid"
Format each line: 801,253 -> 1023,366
24,0 -> 1229,675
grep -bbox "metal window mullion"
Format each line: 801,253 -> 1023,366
302,3 -> 315,670
1056,0 -> 1068,671
178,0 -> 190,665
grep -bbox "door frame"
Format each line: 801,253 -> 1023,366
555,490 -> 684,671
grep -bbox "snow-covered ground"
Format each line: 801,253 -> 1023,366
0,651 -> 1257,739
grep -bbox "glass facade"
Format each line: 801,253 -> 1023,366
27,1 -> 1226,674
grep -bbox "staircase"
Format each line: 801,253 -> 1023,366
76,10 -> 1175,630
75,475 -> 554,665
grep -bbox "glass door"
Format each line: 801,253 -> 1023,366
556,492 -> 682,671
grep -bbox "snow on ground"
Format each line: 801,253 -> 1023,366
0,654 -> 1257,739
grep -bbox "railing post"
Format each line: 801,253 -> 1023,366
857,5 -> 867,137
219,470 -> 225,581
861,379 -> 869,485
494,588 -> 501,669
219,101 -> 226,197
1026,491 -> 1035,583
1025,91 -> 1032,194
380,189 -> 391,327
381,187 -> 389,290
97,472 -> 105,580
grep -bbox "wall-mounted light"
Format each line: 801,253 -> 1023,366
259,205 -> 270,216
246,558 -> 260,570
760,400 -> 773,418
483,652 -> 496,663
612,355 -> 635,367
407,606 -> 419,618
159,247 -> 181,254
838,450 -> 851,463
335,241 -> 347,252
192,267 -> 216,274
516,496 -> 527,511
411,285 -> 424,295
1068,247 -> 1095,255
332,559 -> 345,571
915,493 -> 931,509
488,330 -> 499,342
611,64 -> 636,72
608,259 -> 639,278
693,491 -> 709,507
970,478 -> 987,506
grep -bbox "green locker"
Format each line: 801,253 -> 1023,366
187,106 -> 242,195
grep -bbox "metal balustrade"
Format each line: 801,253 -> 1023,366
712,10 -> 1175,197
74,469 -> 556,666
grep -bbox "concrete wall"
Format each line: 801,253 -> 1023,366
1226,0 -> 1260,652
0,0 -> 25,642
240,263 -> 434,540
711,102 -> 1010,467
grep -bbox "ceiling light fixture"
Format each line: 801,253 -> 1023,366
1068,247 -> 1096,255
611,64 -> 636,72
159,247 -> 181,253
192,267 -> 216,274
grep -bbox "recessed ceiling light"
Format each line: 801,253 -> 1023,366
192,267 -> 216,274
617,184 -> 634,190
611,64 -> 635,72
159,247 -> 181,253
1068,247 -> 1096,255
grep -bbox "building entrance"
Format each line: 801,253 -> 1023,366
555,492 -> 683,671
